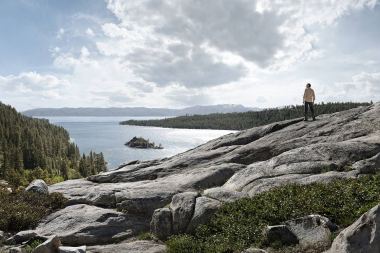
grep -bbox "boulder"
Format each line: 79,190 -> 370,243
284,215 -> 336,247
32,235 -> 61,253
264,225 -> 299,246
59,246 -> 86,253
150,208 -> 172,240
241,248 -> 267,253
87,240 -> 166,253
170,192 -> 199,234
6,230 -> 39,245
186,197 -> 222,233
35,204 -> 148,246
327,204 -> 380,253
25,179 -> 48,195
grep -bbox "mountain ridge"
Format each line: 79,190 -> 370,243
22,104 -> 259,117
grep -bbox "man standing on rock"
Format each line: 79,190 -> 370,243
303,83 -> 316,121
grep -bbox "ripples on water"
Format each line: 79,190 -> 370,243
40,116 -> 235,170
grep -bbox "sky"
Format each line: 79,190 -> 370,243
0,0 -> 379,111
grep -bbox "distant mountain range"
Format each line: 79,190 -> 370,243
22,104 -> 260,117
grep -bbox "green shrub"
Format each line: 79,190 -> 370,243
167,235 -> 203,253
0,188 -> 67,232
24,238 -> 45,253
167,174 -> 380,253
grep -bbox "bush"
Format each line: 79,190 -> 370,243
167,235 -> 203,253
0,188 -> 67,232
167,174 -> 380,253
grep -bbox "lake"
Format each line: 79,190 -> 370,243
40,116 -> 235,169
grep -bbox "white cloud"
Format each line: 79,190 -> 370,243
7,0 -> 377,110
86,28 -> 95,37
321,72 -> 380,102
56,28 -> 65,39
0,72 -> 69,92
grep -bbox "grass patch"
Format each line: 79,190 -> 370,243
24,238 -> 45,253
137,232 -> 155,241
167,174 -> 380,253
0,187 -> 67,232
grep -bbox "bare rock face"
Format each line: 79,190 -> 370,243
59,246 -> 86,253
327,204 -> 380,253
186,197 -> 222,233
35,204 -> 148,246
170,192 -> 199,234
150,208 -> 172,240
87,240 -> 166,253
25,179 -> 48,195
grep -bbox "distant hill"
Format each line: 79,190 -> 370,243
22,104 -> 259,117
120,102 -> 371,130
0,102 -> 106,187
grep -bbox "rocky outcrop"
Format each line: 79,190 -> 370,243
25,179 -> 48,195
87,240 -> 166,253
32,103 -> 379,247
327,204 -> 380,253
35,204 -> 148,246
125,137 -> 163,149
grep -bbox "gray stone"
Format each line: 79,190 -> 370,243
8,247 -> 25,253
32,235 -> 61,253
170,192 -> 199,234
35,204 -> 148,246
327,204 -> 380,253
264,225 -> 299,246
284,215 -> 336,247
150,208 -> 172,240
186,197 -> 222,233
352,153 -> 380,174
241,248 -> 267,253
25,179 -> 48,195
203,187 -> 248,202
0,230 -> 4,244
87,240 -> 166,253
59,246 -> 86,253
6,230 -> 39,245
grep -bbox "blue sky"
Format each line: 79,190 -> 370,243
0,0 -> 379,110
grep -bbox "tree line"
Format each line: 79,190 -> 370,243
0,102 -> 107,187
120,102 -> 372,130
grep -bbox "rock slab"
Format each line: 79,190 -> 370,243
327,204 -> 380,253
36,204 -> 148,246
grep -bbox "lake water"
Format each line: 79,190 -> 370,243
41,116 -> 235,169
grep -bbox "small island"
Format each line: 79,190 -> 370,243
125,136 -> 163,149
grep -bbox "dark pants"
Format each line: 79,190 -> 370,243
304,102 -> 315,120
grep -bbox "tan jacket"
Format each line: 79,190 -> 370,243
303,88 -> 315,103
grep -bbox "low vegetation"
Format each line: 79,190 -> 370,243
121,102 -> 370,130
0,187 -> 67,232
167,173 -> 380,253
